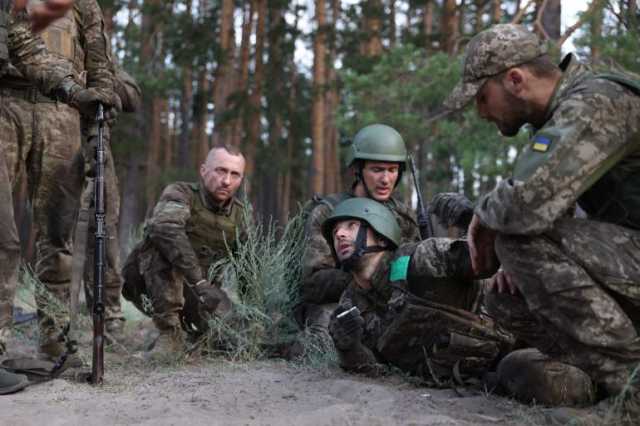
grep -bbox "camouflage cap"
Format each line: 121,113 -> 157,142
444,24 -> 547,111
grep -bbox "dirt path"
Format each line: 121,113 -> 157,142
1,355 -> 549,426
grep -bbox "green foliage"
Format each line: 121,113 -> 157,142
204,206 -> 305,361
338,45 -> 528,199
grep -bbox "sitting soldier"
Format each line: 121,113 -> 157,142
323,197 -> 513,382
122,145 -> 246,360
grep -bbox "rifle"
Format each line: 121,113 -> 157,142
91,103 -> 106,385
409,155 -> 433,239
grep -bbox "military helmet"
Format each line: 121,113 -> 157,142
345,124 -> 408,167
321,197 -> 401,248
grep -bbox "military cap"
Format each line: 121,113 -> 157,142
444,24 -> 547,111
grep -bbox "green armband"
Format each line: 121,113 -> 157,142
389,256 -> 410,282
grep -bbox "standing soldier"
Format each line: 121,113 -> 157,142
445,24 -> 640,421
299,124 -> 419,351
0,0 -> 115,394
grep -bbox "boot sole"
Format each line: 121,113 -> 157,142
0,376 -> 29,395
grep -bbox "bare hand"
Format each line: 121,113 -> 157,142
468,214 -> 499,276
487,269 -> 518,295
21,0 -> 75,33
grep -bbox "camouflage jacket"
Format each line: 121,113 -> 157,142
301,191 -> 420,305
142,182 -> 246,286
339,238 -> 476,351
4,0 -> 114,95
476,54 -> 640,234
1,10 -> 72,95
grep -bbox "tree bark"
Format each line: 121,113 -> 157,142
324,0 -> 341,195
491,0 -> 502,24
361,0 -> 384,57
591,1 -> 604,61
423,0 -> 434,48
538,0 -> 561,41
211,0 -> 236,146
389,0 -> 396,47
230,0 -> 255,149
441,0 -> 458,54
311,0 -> 327,194
244,0 -> 266,197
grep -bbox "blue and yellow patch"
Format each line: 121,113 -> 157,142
532,135 -> 552,152
389,256 -> 410,282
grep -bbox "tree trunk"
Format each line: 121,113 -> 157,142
245,0 -> 266,195
389,0 -> 396,47
539,0 -> 561,41
192,69 -> 210,167
361,0 -> 384,57
324,0 -> 341,194
491,0 -> 502,24
211,0 -> 236,146
423,0 -> 434,48
441,0 -> 459,54
230,0 -> 255,149
311,0 -> 327,194
591,2 -> 604,61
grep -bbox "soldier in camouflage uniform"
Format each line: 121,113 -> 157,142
299,124 -> 420,352
0,0 -> 114,394
445,24 -> 640,419
122,146 -> 246,360
0,0 -> 119,360
323,198 -> 512,380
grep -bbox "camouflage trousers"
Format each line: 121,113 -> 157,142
122,242 -> 212,333
486,218 -> 640,397
72,132 -> 125,326
0,95 -> 81,347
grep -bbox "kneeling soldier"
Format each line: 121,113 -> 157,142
122,145 -> 246,360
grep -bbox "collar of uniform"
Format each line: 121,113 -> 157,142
542,53 -> 590,125
197,180 -> 234,215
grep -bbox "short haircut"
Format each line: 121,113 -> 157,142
206,144 -> 245,162
492,54 -> 560,82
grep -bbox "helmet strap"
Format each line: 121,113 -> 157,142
354,162 -> 374,199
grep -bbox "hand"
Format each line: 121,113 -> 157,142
71,88 -> 121,119
25,1 -> 75,32
329,306 -> 364,350
192,280 -> 232,316
487,269 -> 518,295
468,214 -> 499,276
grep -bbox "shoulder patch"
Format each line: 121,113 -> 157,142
389,255 -> 410,282
532,134 -> 552,152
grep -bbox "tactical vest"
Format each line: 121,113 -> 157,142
0,0 -> 10,77
37,0 -> 84,77
185,183 -> 244,272
515,73 -> 640,230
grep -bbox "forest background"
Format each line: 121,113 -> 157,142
81,0 -> 638,254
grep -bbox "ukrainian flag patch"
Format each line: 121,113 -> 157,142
389,256 -> 410,282
532,135 -> 552,152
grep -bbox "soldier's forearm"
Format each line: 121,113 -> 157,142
302,269 -> 352,304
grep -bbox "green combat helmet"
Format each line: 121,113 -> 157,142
345,124 -> 408,167
322,197 -> 401,270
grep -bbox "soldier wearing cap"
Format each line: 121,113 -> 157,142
445,24 -> 640,419
297,124 -> 420,353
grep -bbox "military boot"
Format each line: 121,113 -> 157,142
497,348 -> 595,407
0,369 -> 28,395
145,327 -> 186,363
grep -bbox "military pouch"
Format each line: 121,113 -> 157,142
121,243 -> 153,317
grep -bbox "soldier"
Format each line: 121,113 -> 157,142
0,0 -> 115,394
122,145 -> 246,360
299,123 -> 419,351
323,198 -> 512,380
0,0 -> 120,361
444,24 -> 640,420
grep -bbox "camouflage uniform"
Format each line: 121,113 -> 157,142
0,7 -> 79,352
299,192 -> 419,346
14,0 -> 116,353
333,237 -> 511,379
447,25 -> 640,400
122,182 -> 245,334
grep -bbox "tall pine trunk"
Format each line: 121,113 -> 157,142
311,0 -> 327,194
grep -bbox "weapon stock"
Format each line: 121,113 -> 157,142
409,155 -> 433,239
91,103 -> 106,385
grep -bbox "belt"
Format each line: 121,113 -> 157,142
0,86 -> 57,104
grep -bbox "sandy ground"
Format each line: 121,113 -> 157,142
1,312 -> 552,426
